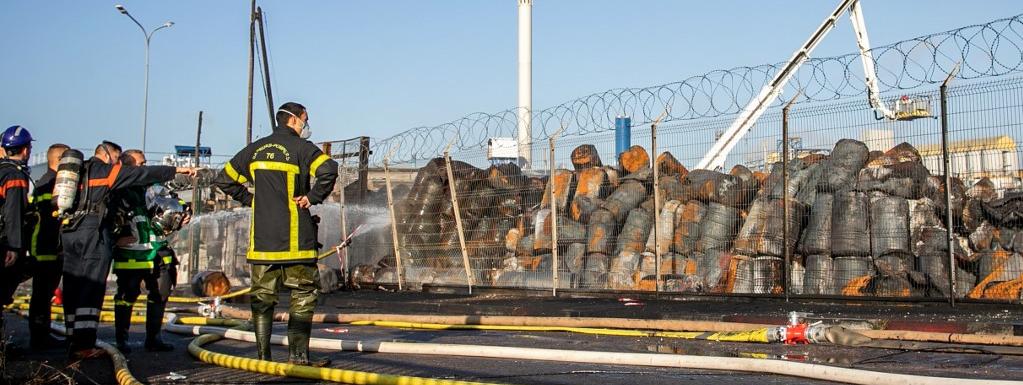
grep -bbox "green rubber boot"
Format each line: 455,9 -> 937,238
252,307 -> 274,361
287,316 -> 330,367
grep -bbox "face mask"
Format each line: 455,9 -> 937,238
279,108 -> 311,139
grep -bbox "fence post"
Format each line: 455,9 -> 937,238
940,65 -> 961,306
443,147 -> 475,293
337,141 -> 351,288
782,93 -> 799,301
383,145 -> 405,291
549,128 -> 564,296
650,108 -> 669,293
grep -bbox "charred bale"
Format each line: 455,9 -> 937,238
818,139 -> 869,193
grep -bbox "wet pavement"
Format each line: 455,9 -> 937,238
2,290 -> 1022,384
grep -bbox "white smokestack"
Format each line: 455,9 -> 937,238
517,0 -> 533,169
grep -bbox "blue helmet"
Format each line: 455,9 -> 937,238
1,126 -> 34,148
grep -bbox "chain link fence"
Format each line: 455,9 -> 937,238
172,13 -> 1023,303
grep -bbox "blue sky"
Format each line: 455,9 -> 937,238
1,1 -> 1020,160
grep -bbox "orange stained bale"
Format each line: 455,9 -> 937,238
570,144 -> 603,170
618,145 -> 651,174
540,169 -> 575,211
656,152 -> 688,178
841,276 -> 873,297
574,167 -> 607,200
979,278 -> 1023,300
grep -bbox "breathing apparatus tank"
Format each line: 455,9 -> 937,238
53,149 -> 84,218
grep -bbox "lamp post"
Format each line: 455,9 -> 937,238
115,4 -> 173,152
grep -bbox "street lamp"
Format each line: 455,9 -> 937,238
115,4 -> 173,153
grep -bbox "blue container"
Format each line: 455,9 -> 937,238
615,116 -> 632,158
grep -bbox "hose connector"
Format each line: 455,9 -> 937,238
780,311 -> 828,345
198,297 -> 223,319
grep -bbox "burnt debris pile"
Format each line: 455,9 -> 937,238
355,139 -> 1023,299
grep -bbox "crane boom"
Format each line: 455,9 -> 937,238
695,0 -> 892,170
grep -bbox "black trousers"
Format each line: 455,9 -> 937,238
29,258 -> 62,338
113,261 -> 175,307
60,217 -> 113,351
0,247 -> 31,335
0,248 -> 30,306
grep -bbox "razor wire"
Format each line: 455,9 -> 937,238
371,12 -> 1023,166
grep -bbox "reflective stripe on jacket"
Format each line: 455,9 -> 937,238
214,125 -> 338,264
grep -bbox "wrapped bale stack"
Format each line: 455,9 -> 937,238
964,181 -> 1023,300
370,137 -> 1020,300
388,157 -> 535,287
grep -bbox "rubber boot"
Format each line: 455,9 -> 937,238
252,308 -> 274,361
288,316 -> 330,367
144,302 -> 173,352
113,303 -> 133,353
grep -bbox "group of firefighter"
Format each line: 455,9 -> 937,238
0,102 -> 340,366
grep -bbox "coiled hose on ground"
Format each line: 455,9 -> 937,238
9,298 -> 1023,385
165,313 -> 1023,385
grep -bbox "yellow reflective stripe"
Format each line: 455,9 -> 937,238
247,250 -> 317,261
288,168 -> 298,252
162,256 -> 173,265
113,260 -> 154,270
248,159 -> 302,259
309,154 -> 330,178
250,161 -> 299,173
31,214 -> 40,257
34,254 -> 58,262
225,162 -> 248,184
36,193 -> 52,201
114,300 -> 134,307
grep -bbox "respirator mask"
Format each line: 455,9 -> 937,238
278,108 -> 311,139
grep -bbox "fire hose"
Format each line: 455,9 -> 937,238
9,302 -> 1023,385
165,313 -> 1023,385
217,305 -> 1023,347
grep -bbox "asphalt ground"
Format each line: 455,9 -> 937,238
1,289 -> 1022,384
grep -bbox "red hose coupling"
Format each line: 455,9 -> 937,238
784,323 -> 810,345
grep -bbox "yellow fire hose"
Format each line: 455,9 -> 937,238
349,320 -> 772,343
6,302 -> 773,343
96,340 -> 144,385
9,305 -> 505,385
219,305 -> 1023,348
170,313 -> 508,385
9,287 -> 251,305
189,333 -> 504,385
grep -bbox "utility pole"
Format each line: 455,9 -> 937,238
256,7 -> 275,128
246,0 -> 256,144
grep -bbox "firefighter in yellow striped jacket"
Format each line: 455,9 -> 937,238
214,102 -> 338,365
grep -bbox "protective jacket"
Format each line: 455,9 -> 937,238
0,159 -> 32,251
112,187 -> 169,270
214,125 -> 338,264
31,169 -> 60,261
